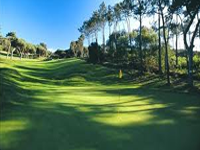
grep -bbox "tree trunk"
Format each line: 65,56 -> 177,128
109,23 -> 111,36
20,49 -> 24,60
158,12 -> 162,74
11,49 -> 13,60
88,38 -> 90,47
113,21 -> 117,33
95,31 -> 98,44
126,17 -> 133,57
114,21 -> 118,52
6,45 -> 10,59
7,50 -> 9,58
20,53 -> 22,60
183,12 -> 200,87
130,35 -> 133,57
175,14 -> 179,67
175,34 -> 178,67
187,19 -> 200,86
188,47 -> 193,86
161,8 -> 170,85
139,13 -> 143,75
102,25 -> 105,52
11,48 -> 16,60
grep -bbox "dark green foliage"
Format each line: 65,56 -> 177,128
88,42 -> 102,64
6,32 -> 17,38
170,0 -> 200,15
36,43 -> 47,57
106,31 -> 128,62
54,50 -> 67,59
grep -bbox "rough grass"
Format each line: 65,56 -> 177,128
0,57 -> 200,150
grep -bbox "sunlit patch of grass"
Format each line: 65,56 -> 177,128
0,119 -> 29,134
92,112 -> 154,126
89,99 -> 170,126
0,119 -> 30,149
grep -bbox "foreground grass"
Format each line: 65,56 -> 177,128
0,57 -> 200,150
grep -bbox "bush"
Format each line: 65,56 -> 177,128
88,42 -> 103,64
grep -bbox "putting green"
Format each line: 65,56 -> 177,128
0,58 -> 200,150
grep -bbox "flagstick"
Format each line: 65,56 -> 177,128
118,69 -> 122,121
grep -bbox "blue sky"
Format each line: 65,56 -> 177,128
0,0 -> 121,51
1,0 -> 199,51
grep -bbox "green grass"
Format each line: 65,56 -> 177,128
0,57 -> 200,150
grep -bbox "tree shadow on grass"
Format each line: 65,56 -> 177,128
1,59 -> 200,150
1,78 -> 200,150
1,94 -> 200,150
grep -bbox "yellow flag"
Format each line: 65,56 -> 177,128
119,69 -> 123,79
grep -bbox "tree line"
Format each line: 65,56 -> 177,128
76,0 -> 200,87
0,32 -> 50,59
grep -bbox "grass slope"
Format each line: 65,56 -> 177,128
0,58 -> 200,150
